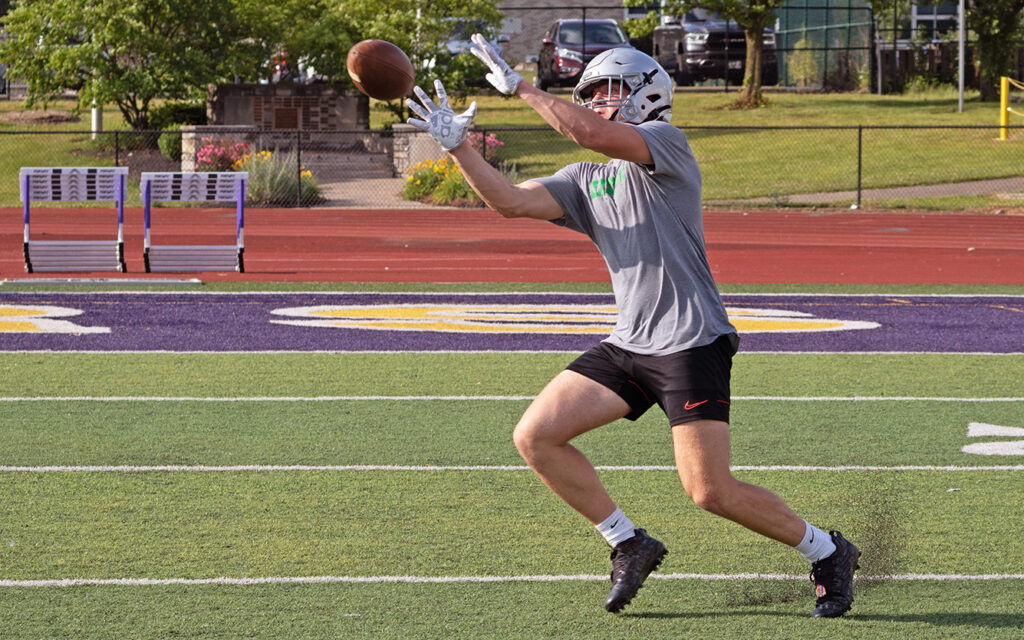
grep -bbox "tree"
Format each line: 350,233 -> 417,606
233,0 -> 504,122
966,0 -> 1024,101
871,0 -> 1024,101
0,0 -> 246,129
0,0 -> 505,128
649,0 -> 786,107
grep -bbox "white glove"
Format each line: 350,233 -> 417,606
469,33 -> 522,95
406,79 -> 478,151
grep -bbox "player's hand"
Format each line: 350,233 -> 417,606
406,79 -> 478,151
469,33 -> 522,95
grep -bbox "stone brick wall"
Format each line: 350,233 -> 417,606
179,126 -> 393,172
391,124 -> 446,177
184,84 -> 382,172
207,83 -> 369,131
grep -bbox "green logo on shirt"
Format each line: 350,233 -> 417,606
589,166 -> 629,199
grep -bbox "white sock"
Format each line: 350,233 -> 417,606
795,521 -> 837,562
595,507 -> 636,547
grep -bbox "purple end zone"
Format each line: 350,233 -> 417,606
0,293 -> 1022,353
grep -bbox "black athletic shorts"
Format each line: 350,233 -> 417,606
566,333 -> 739,426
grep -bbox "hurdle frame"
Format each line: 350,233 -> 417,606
141,172 -> 247,273
19,167 -> 129,273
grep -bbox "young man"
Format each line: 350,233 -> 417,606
406,36 -> 860,617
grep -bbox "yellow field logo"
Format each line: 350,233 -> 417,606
270,304 -> 879,334
0,305 -> 110,334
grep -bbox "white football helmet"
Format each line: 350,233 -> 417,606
572,48 -> 673,124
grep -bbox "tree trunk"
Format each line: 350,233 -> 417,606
736,28 -> 766,108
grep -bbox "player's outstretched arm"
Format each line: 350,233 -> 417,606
407,79 -> 563,220
469,33 -> 650,164
448,144 -> 563,220
518,83 -> 652,165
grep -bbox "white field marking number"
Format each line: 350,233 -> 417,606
0,305 -> 110,334
963,423 -> 1024,456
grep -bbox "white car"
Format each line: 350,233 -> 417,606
443,18 -> 510,57
423,17 -> 511,85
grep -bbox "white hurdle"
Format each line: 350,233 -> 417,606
19,167 -> 129,273
141,172 -> 248,273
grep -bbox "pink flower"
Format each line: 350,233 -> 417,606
196,139 -> 250,171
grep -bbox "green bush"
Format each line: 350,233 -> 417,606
787,36 -> 822,88
157,124 -> 185,162
402,158 -> 479,205
402,157 -> 519,206
85,131 -> 156,152
149,102 -> 207,130
233,149 -> 322,206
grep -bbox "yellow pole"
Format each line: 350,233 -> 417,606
1000,76 -> 1010,140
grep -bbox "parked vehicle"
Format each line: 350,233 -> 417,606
652,10 -> 778,86
534,19 -> 633,90
442,17 -> 509,58
426,17 -> 510,86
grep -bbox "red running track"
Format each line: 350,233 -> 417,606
1,207 -> 1022,284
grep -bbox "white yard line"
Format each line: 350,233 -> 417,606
2,573 -> 1021,588
2,464 -> 1022,473
0,395 -> 1021,402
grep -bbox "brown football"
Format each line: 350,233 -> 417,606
346,40 -> 415,101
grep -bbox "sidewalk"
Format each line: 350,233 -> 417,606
713,176 -> 1024,206
315,177 -> 430,209
329,176 -> 1024,209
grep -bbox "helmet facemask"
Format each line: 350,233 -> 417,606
572,49 -> 673,124
575,77 -> 631,121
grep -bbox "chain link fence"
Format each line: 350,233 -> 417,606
4,124 -> 1024,210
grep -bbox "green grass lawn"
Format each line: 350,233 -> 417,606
1,348 -> 1022,638
1,580 -> 1020,639
456,86 -> 1001,129
3,89 -> 1023,209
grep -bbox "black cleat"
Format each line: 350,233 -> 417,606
604,528 -> 667,613
809,530 -> 861,618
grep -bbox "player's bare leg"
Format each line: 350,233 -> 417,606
672,420 -> 860,617
514,370 -> 667,613
671,419 -> 806,544
513,370 -> 629,524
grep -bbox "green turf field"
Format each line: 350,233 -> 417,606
1,286 -> 1022,639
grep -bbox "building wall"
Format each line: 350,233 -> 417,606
207,84 -> 369,131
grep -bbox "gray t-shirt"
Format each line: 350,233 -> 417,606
533,120 -> 735,355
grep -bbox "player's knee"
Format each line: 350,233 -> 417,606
685,481 -> 734,517
512,419 -> 540,461
512,417 -> 558,462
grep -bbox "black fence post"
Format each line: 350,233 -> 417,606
724,20 -> 731,93
296,129 -> 302,207
114,130 -> 120,166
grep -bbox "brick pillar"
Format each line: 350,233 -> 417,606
391,123 -> 446,176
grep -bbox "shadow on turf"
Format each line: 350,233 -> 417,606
629,477 -> 916,619
626,610 -> 1024,629
624,610 -> 804,620
852,612 -> 1024,629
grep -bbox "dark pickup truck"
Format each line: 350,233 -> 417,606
652,10 -> 778,86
